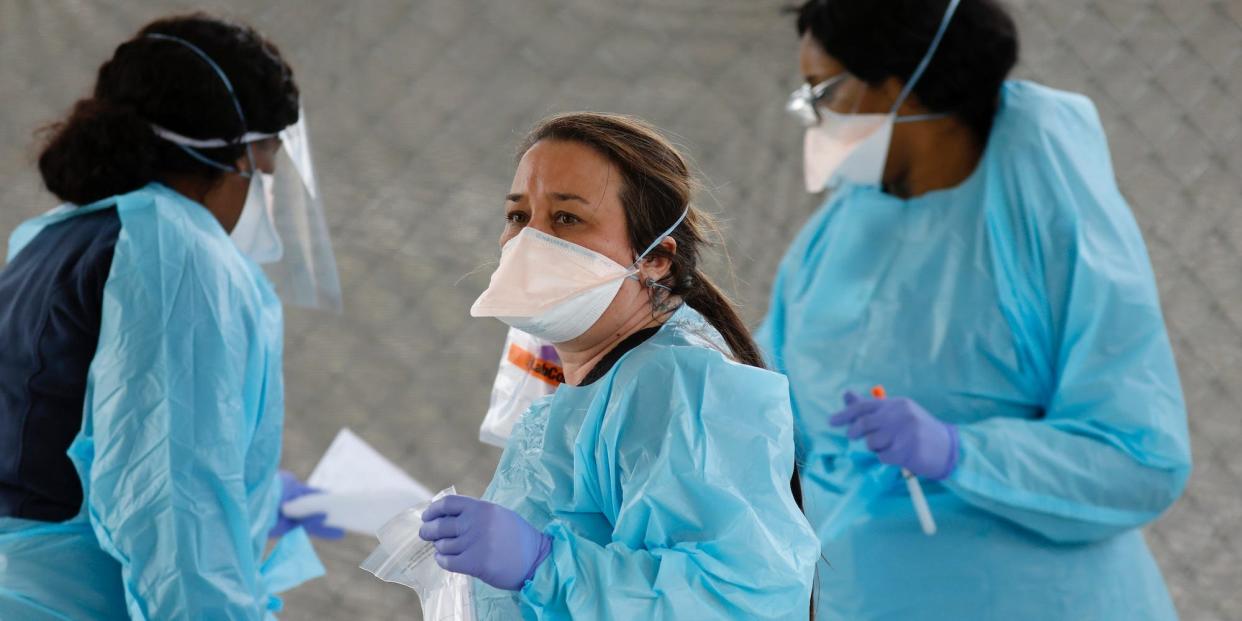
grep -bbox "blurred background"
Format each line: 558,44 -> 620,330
2,1 -> 1239,619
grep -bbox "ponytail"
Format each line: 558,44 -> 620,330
681,269 -> 763,369
34,13 -> 300,206
38,99 -> 163,205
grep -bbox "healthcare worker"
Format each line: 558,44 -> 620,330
417,113 -> 819,619
0,14 -> 342,620
760,1 -> 1192,619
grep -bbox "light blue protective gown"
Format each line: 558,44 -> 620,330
0,183 -> 322,620
474,306 -> 819,620
757,81 -> 1192,620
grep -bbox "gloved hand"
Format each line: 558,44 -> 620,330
269,470 -> 345,540
419,495 -> 552,591
829,391 -> 960,480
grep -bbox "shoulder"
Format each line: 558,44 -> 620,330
780,190 -> 856,269
117,185 -> 232,261
13,206 -> 122,275
119,185 -> 267,292
108,185 -> 276,325
609,335 -> 793,433
990,80 -> 1105,150
985,81 -> 1134,234
988,81 -> 1112,192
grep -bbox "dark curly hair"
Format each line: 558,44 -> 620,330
795,0 -> 1018,142
37,13 -> 300,205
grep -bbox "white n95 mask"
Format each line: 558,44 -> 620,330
231,172 -> 284,263
471,209 -> 689,343
802,105 -> 952,192
799,0 -> 961,193
470,228 -> 635,343
803,110 -> 895,191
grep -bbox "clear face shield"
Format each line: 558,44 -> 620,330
231,113 -> 342,312
144,33 -> 342,312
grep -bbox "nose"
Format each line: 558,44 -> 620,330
522,207 -> 558,237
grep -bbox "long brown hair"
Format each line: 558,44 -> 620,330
518,112 -> 763,368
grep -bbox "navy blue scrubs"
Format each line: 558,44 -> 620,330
0,207 -> 121,522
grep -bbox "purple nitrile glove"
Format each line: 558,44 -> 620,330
269,470 -> 345,540
829,391 -> 960,480
418,495 -> 552,591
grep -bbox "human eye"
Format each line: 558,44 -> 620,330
505,209 -> 529,225
553,211 -> 583,226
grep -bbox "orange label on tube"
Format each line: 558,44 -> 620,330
507,344 -> 566,386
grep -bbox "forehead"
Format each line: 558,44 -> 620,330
514,139 -> 617,190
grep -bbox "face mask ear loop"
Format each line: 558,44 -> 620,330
627,206 -> 692,291
242,143 -> 258,180
145,33 -> 255,178
635,207 -> 691,264
889,0 -> 962,115
644,278 -> 674,293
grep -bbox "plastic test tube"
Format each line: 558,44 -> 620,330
871,385 -> 937,536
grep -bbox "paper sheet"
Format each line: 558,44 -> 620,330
283,428 -> 432,536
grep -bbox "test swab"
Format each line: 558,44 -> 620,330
871,385 -> 937,536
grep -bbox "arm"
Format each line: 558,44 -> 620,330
755,266 -> 789,374
942,93 -> 1191,543
72,228 -> 269,619
756,199 -> 837,375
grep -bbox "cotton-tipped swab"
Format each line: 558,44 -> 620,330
871,385 -> 937,536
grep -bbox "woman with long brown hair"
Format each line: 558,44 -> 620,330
417,112 -> 818,619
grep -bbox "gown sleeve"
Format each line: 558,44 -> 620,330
943,90 -> 1192,544
519,348 -> 819,620
756,200 -> 837,375
755,267 -> 790,374
70,205 -> 279,620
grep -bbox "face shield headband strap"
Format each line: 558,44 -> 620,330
889,0 -> 961,116
143,33 -> 257,178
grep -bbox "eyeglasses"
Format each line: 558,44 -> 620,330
786,74 -> 849,127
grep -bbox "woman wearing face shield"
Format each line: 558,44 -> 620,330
760,1 -> 1191,619
416,113 -> 820,619
0,14 -> 341,620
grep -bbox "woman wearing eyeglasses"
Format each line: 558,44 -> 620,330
760,1 -> 1191,619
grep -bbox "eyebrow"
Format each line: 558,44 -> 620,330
505,192 -> 591,204
551,192 -> 590,204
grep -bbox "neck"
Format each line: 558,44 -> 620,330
160,173 -> 246,231
159,174 -> 211,205
887,119 -> 982,199
555,298 -> 678,386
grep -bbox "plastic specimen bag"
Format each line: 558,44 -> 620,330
479,328 -> 563,447
360,487 -> 477,621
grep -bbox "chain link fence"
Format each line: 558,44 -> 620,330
2,1 -> 1239,619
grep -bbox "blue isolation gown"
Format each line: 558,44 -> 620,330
758,81 -> 1191,620
474,306 -> 819,620
0,183 -> 322,620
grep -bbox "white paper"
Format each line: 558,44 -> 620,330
283,428 -> 432,535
